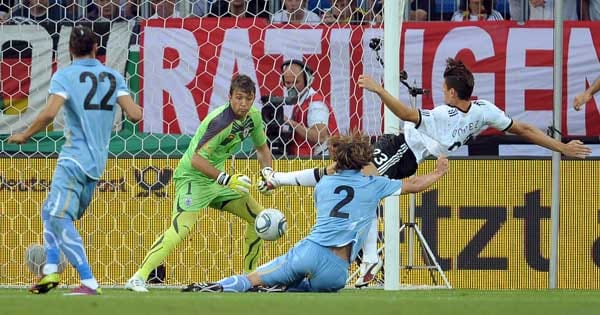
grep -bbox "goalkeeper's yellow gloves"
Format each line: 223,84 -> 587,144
257,167 -> 279,195
217,172 -> 251,194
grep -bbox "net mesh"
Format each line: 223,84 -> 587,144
1,1 -> 599,290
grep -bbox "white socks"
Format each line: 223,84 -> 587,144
361,218 -> 380,264
272,168 -> 325,187
43,264 -> 58,275
81,278 -> 99,290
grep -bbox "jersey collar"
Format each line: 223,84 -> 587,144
72,59 -> 101,67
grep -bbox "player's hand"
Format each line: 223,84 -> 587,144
573,92 -> 591,111
257,167 -> 279,195
217,172 -> 252,194
561,140 -> 591,159
358,75 -> 384,94
7,133 -> 30,144
434,155 -> 449,177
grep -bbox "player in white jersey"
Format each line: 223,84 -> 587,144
258,58 -> 592,287
8,26 -> 142,295
182,133 -> 448,293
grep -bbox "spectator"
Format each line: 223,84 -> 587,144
451,0 -> 504,21
149,0 -> 181,18
61,0 -> 84,22
271,0 -> 320,24
322,0 -> 368,24
508,0 -> 524,20
0,0 -> 15,22
208,0 -> 269,17
528,0 -> 578,20
10,0 -> 63,24
87,0 -> 125,21
409,0 -> 433,21
121,0 -> 141,19
369,0 -> 433,23
582,0 -> 600,20
192,0 -> 211,16
280,59 -> 337,157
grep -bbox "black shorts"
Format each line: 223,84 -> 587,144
372,134 -> 418,180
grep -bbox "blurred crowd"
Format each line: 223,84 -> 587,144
0,0 -> 598,25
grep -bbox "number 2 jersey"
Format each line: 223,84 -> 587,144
306,170 -> 402,261
49,59 -> 129,179
404,100 -> 513,163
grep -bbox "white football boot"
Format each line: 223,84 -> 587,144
125,275 -> 149,292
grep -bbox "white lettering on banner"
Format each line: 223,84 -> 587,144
329,28 -> 351,135
210,28 -> 261,114
567,28 -> 600,135
401,28 -> 425,110
432,26 -> 496,105
505,28 -> 553,128
361,28 -> 384,135
264,29 -> 323,61
143,27 -> 199,134
0,25 -> 52,134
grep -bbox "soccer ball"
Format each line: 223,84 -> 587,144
254,208 -> 287,241
24,243 -> 68,277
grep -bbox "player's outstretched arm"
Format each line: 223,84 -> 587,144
508,121 -> 591,159
117,95 -> 142,122
573,77 -> 600,111
401,156 -> 448,194
357,74 -> 420,124
7,94 -> 65,144
191,153 -> 251,194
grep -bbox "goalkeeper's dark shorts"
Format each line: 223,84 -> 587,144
372,134 -> 418,180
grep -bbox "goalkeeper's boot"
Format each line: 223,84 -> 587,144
29,273 -> 60,294
354,259 -> 384,288
65,285 -> 102,296
125,275 -> 149,293
181,282 -> 223,293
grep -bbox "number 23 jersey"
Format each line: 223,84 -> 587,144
404,100 -> 513,163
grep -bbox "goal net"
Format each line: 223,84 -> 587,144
0,0 -> 386,287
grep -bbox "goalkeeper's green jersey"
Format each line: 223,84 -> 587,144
173,103 -> 267,185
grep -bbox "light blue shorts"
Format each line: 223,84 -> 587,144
255,239 -> 349,292
42,159 -> 98,220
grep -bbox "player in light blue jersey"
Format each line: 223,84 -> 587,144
8,25 -> 142,295
182,133 -> 448,293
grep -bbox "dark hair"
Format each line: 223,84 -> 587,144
443,58 -> 474,100
459,0 -> 494,16
69,25 -> 98,57
330,132 -> 373,171
229,74 -> 256,96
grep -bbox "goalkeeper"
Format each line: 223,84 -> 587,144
126,75 -> 275,292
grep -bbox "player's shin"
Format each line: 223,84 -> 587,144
41,214 -> 61,275
218,275 -> 253,292
221,196 -> 265,272
362,218 -> 380,265
137,211 -> 197,280
48,216 -> 98,289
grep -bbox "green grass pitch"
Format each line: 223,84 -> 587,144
1,289 -> 599,315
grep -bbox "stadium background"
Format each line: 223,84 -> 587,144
2,158 -> 599,289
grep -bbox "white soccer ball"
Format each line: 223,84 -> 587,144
24,243 -> 68,277
254,208 -> 287,241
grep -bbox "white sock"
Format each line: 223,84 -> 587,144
272,168 -> 325,187
43,264 -> 58,275
81,278 -> 99,290
361,218 -> 379,264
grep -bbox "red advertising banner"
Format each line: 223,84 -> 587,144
140,20 -> 600,137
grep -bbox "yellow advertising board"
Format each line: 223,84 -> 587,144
1,158 -> 598,289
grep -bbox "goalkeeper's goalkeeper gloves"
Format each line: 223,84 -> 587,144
257,167 -> 279,195
217,172 -> 251,194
